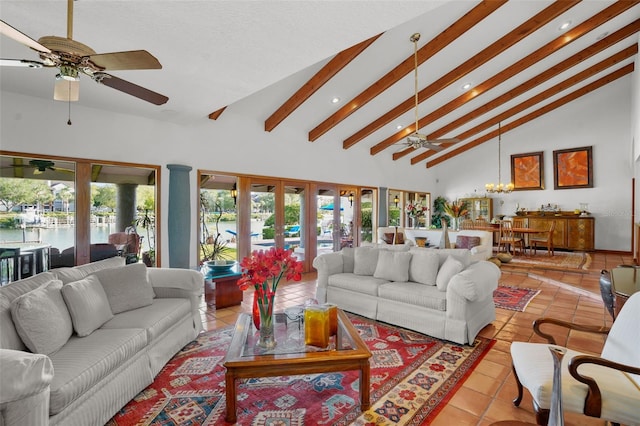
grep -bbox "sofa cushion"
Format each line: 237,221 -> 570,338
378,282 -> 447,311
11,280 -> 73,355
455,235 -> 481,250
101,298 -> 191,341
91,263 -> 155,314
61,275 -> 114,337
408,251 -> 439,286
48,327 -> 148,415
0,272 -> 58,351
373,251 -> 411,282
436,255 -> 464,291
353,247 -> 379,276
327,273 -> 388,297
53,256 -> 126,284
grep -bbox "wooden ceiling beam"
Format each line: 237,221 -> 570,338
208,106 -> 226,120
265,34 -> 381,132
410,45 -> 637,165
426,64 -> 634,168
307,0 -> 507,142
362,0 -> 578,154
402,21 -> 640,164
373,0 -> 639,156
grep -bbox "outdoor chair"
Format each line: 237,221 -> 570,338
510,292 -> 640,426
284,225 -> 301,237
530,221 -> 556,256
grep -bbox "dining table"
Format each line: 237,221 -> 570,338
510,227 -> 544,256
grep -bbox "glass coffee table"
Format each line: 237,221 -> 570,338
223,308 -> 371,423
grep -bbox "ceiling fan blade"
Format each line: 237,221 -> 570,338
0,20 -> 51,53
422,143 -> 446,152
88,50 -> 162,71
94,73 -> 168,105
54,79 -> 80,101
0,58 -> 45,68
427,138 -> 460,144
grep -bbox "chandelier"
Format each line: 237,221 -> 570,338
485,122 -> 514,193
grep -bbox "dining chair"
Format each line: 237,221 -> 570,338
473,218 -> 488,229
498,220 -> 524,255
530,221 -> 556,256
459,219 -> 475,230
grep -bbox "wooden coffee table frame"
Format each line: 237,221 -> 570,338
223,309 -> 371,422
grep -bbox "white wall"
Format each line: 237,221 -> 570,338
0,72 -> 634,259
427,77 -> 633,252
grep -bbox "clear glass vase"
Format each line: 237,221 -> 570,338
256,294 -> 276,350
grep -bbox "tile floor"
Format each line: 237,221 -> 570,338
199,251 -> 635,425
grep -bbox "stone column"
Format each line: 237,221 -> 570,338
116,183 -> 138,232
378,187 -> 388,226
167,164 -> 192,268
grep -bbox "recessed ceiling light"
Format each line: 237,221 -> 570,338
462,83 -> 472,91
396,124 -> 403,130
331,97 -> 340,104
558,20 -> 571,31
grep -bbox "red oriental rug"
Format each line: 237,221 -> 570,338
493,285 -> 540,312
107,315 -> 494,425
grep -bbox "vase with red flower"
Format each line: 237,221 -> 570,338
238,247 -> 303,350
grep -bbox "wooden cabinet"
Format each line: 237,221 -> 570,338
460,197 -> 493,221
525,214 -> 594,251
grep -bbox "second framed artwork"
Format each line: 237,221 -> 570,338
511,151 -> 544,190
553,146 -> 593,189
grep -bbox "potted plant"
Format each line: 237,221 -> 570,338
200,195 -> 234,271
136,209 -> 155,267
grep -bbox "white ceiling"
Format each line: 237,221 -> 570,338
1,1 -> 638,167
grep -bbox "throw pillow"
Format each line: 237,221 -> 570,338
415,237 -> 427,248
436,255 -> 464,291
61,275 -> 114,337
395,233 -> 405,245
373,251 -> 411,282
10,280 -> 73,354
408,251 -> 440,285
90,263 -> 155,314
382,233 -> 395,244
455,235 -> 481,250
353,247 -> 379,276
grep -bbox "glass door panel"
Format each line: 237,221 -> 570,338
360,188 -> 376,244
250,180 -> 279,250
339,190 -> 354,249
388,189 -> 402,227
316,188 -> 338,253
283,183 -> 306,261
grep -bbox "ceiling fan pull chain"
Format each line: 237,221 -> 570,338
67,84 -> 72,125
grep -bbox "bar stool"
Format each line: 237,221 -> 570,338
0,248 -> 21,284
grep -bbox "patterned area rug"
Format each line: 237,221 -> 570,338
493,285 -> 540,312
107,315 -> 494,425
505,251 -> 592,271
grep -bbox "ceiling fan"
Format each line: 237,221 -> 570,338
0,0 -> 168,105
395,33 -> 459,152
4,159 -> 74,175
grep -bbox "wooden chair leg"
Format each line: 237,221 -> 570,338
512,364 -> 524,407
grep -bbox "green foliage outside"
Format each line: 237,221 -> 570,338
361,207 -> 373,242
0,179 -> 54,212
388,206 -> 401,226
263,204 -> 301,239
0,215 -> 20,228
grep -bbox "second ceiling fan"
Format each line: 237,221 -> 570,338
0,0 -> 168,105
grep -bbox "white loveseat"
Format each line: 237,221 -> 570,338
402,228 -> 494,261
0,257 -> 204,426
312,245 -> 500,344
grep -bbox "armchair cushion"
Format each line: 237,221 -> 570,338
382,233 -> 395,244
10,280 -> 73,355
455,235 -> 481,250
61,275 -> 114,337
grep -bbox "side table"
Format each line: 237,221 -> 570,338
204,264 -> 243,309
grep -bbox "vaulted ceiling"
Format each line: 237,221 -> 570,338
1,1 -> 639,169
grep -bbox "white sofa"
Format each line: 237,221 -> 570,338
0,257 -> 204,426
312,245 -> 500,344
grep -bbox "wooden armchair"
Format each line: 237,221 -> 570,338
510,292 -> 640,425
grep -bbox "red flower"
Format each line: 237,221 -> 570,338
237,247 -> 303,297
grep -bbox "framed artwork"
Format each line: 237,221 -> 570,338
511,151 -> 544,190
553,146 -> 593,189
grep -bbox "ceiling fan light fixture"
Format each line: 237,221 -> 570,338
59,64 -> 79,81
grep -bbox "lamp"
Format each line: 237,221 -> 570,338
485,122 -> 514,194
348,193 -> 354,207
230,183 -> 238,206
393,195 -> 400,207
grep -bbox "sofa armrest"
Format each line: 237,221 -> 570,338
0,349 -> 53,404
312,252 -> 344,303
148,268 -> 204,297
448,261 -> 500,302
